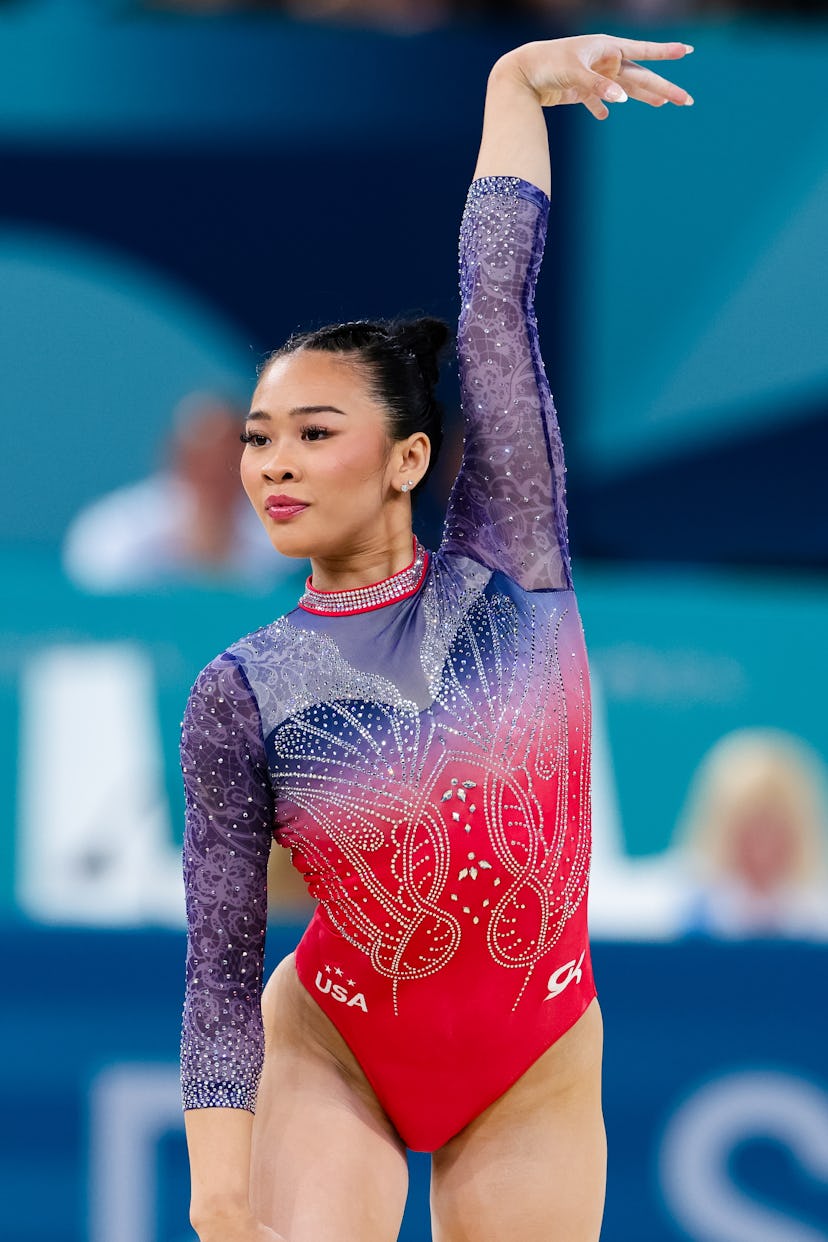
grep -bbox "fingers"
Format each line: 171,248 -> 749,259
612,38 -> 693,62
574,64 -> 630,119
622,85 -> 668,108
566,33 -> 696,120
583,95 -> 610,121
577,67 -> 628,106
628,90 -> 668,108
580,48 -> 694,118
619,60 -> 694,105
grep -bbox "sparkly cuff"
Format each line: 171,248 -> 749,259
181,1078 -> 258,1112
467,174 -> 550,213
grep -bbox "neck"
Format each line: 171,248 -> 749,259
308,531 -> 417,593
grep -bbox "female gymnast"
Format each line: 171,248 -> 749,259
179,32 -> 694,1242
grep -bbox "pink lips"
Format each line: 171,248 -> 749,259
265,493 -> 309,521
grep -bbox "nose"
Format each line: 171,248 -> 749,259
259,439 -> 299,483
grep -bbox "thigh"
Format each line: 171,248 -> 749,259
430,998 -> 607,1242
249,953 -> 409,1242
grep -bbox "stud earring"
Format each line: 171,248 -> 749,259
401,480 -> 415,494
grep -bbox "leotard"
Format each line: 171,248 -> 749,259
179,174 -> 596,1152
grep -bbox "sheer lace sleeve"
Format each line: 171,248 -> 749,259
179,651 -> 274,1112
441,175 -> 572,592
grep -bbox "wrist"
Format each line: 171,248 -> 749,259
488,49 -> 537,99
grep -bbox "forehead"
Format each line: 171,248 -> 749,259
252,349 -> 375,411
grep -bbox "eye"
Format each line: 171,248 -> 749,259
300,424 -> 330,442
240,430 -> 269,447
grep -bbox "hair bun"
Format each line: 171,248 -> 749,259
262,312 -> 451,494
390,317 -> 452,389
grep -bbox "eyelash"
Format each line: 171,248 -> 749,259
239,424 -> 330,447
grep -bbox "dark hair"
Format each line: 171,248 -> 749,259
258,316 -> 452,493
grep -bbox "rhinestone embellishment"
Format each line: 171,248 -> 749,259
299,536 -> 429,616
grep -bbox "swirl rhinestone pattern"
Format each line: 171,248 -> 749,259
265,580 -> 591,1016
180,657 -> 272,1110
443,175 -> 573,592
179,176 -> 594,1122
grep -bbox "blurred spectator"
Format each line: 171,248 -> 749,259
63,391 -> 297,593
672,728 -> 828,939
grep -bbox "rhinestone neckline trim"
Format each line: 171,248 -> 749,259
298,536 -> 429,616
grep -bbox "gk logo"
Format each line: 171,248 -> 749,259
544,951 -> 585,1001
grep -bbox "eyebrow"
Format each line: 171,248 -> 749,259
245,405 -> 348,422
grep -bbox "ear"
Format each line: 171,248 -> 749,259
394,432 -> 431,488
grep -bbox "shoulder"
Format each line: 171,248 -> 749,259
426,547 -> 494,623
186,611 -> 334,738
183,613 -> 299,705
430,545 -> 491,590
63,473 -> 185,588
68,473 -> 182,533
224,610 -> 310,673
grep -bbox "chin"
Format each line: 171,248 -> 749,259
266,532 -> 315,560
264,514 -> 363,561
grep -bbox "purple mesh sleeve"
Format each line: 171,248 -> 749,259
179,652 -> 274,1112
442,176 -> 573,591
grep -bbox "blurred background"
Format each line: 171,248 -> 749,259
2,1 -> 827,1239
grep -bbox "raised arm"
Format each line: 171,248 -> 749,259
179,652 -> 283,1240
441,36 -> 694,591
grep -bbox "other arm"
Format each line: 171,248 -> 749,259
441,36 -> 693,591
179,653 -> 284,1240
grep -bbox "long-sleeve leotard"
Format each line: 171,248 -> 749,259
179,655 -> 273,1109
443,176 -> 572,591
179,177 -> 592,1140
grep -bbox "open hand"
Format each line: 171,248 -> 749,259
506,34 -> 694,119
